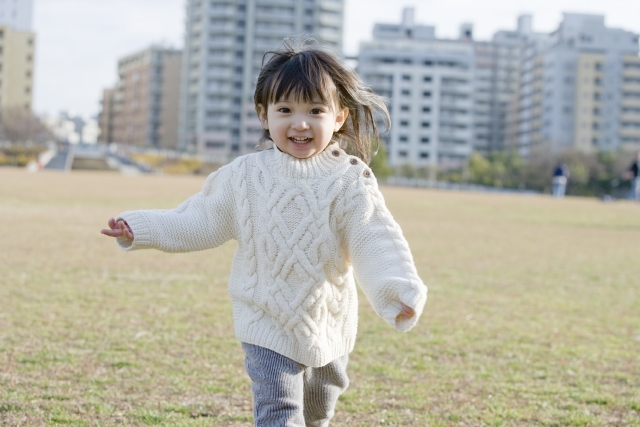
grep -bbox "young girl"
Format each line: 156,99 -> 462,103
102,39 -> 427,427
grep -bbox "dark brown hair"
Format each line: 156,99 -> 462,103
254,38 -> 390,164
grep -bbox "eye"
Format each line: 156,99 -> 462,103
310,108 -> 324,114
277,107 -> 291,113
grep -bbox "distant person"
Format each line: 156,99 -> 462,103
625,151 -> 640,202
101,39 -> 427,427
552,162 -> 570,198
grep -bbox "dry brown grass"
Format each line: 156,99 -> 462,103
1,167 -> 639,426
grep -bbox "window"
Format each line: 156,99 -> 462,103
422,106 -> 431,113
400,105 -> 409,111
399,135 -> 408,142
422,91 -> 431,98
401,89 -> 410,96
421,137 -> 430,143
400,120 -> 409,126
398,151 -> 408,157
423,76 -> 432,82
402,75 -> 411,81
421,122 -> 430,128
420,152 -> 429,158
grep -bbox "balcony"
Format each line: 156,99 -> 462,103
319,0 -> 342,12
619,128 -> 640,139
623,67 -> 640,78
208,38 -> 235,49
208,23 -> 236,34
206,68 -> 234,79
436,142 -> 472,156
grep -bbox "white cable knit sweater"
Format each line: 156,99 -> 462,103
116,143 -> 427,367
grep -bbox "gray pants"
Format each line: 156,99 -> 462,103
242,343 -> 349,427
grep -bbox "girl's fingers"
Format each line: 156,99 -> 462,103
400,304 -> 415,318
101,228 -> 121,237
101,218 -> 133,239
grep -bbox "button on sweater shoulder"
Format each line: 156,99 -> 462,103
115,143 -> 427,367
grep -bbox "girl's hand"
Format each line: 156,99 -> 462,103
101,218 -> 134,240
397,303 -> 415,321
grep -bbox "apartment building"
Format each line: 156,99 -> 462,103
0,24 -> 35,110
0,0 -> 33,31
106,46 -> 182,149
178,0 -> 344,160
358,8 -> 474,168
517,13 -> 639,154
470,16 -> 552,154
620,55 -> 640,146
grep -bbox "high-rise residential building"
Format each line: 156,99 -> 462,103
0,24 -> 35,110
517,13 -> 640,154
470,16 -> 551,154
178,0 -> 345,160
0,0 -> 33,31
358,8 -> 474,168
106,46 -> 182,149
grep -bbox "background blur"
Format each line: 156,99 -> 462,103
1,0 -> 640,197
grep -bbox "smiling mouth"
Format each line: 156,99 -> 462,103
290,137 -> 311,143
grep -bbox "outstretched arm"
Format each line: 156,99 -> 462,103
101,164 -> 237,253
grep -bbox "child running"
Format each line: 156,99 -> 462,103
101,39 -> 427,427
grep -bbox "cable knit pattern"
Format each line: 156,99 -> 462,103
115,143 -> 427,367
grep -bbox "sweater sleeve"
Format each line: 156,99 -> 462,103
114,164 -> 237,252
340,172 -> 427,332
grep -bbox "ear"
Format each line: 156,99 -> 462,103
334,107 -> 349,132
257,104 -> 269,130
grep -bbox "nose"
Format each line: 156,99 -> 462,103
291,116 -> 309,131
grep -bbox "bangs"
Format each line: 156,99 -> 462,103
264,52 -> 337,107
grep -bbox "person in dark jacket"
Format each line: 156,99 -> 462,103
625,151 -> 640,202
552,162 -> 570,198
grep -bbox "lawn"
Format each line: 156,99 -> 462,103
1,167 -> 639,427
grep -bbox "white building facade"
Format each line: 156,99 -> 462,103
517,14 -> 640,154
178,0 -> 344,160
358,8 -> 474,168
470,15 -> 551,154
0,0 -> 33,31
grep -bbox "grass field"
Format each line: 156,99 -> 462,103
1,167 -> 639,427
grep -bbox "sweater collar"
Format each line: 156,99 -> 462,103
271,141 -> 346,180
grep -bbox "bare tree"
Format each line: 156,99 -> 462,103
0,107 -> 54,144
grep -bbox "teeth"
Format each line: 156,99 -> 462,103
292,137 -> 310,142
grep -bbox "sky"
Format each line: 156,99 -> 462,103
32,0 -> 640,118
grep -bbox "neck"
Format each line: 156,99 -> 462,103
271,142 -> 345,179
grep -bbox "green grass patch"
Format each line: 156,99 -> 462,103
1,168 -> 640,426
